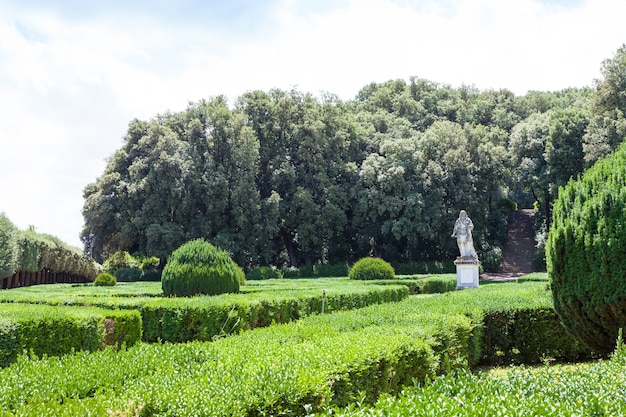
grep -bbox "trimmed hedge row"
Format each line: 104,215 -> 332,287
0,295 -> 474,416
392,260 -> 456,275
253,261 -> 455,280
324,342 -> 626,416
0,281 -> 409,343
420,282 -> 592,365
0,303 -> 141,367
139,286 -> 408,343
0,214 -> 99,286
0,282 -> 592,416
368,274 -> 457,294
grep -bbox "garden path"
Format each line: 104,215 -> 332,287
482,208 -> 536,281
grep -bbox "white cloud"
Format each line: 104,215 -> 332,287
0,0 -> 625,248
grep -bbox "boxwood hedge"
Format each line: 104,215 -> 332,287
0,304 -> 141,367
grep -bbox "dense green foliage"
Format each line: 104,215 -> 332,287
322,342 -> 626,416
102,250 -> 161,282
547,140 -> 626,355
583,44 -> 626,165
0,304 -> 141,367
82,46 -> 626,270
0,214 -> 99,282
246,265 -> 283,280
0,282 -> 589,416
0,213 -> 18,279
392,260 -> 455,275
349,257 -> 395,280
94,273 -> 117,286
0,279 -> 410,343
162,239 -> 241,297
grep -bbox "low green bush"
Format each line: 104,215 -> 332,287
140,256 -> 160,271
392,261 -> 455,275
367,275 -> 457,295
324,342 -> 626,417
368,279 -> 423,294
419,276 -> 457,294
104,254 -> 162,282
281,266 -> 301,278
94,273 -> 117,286
0,304 -> 141,367
314,263 -> 349,277
349,257 -> 395,281
246,266 -> 283,280
274,264 -> 347,278
138,268 -> 162,281
277,265 -> 320,278
479,245 -> 503,273
112,267 -> 141,282
102,251 -> 139,273
162,239 -> 241,297
102,251 -> 143,282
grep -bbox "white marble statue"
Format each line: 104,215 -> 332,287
451,210 -> 478,260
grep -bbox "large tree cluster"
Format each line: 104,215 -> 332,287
82,46 -> 626,269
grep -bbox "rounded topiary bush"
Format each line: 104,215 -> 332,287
161,239 -> 241,297
547,141 -> 626,355
349,257 -> 395,280
94,273 -> 117,286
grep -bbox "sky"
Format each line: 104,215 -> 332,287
0,0 -> 625,249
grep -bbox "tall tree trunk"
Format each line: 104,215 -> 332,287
282,231 -> 298,268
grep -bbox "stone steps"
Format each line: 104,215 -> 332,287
499,209 -> 535,274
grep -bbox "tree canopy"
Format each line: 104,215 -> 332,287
82,46 -> 626,270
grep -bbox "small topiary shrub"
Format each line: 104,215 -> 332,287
161,239 -> 241,297
94,273 -> 117,286
349,257 -> 395,281
547,141 -> 626,355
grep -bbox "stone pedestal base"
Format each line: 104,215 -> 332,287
454,258 -> 480,289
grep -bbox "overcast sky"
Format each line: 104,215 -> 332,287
0,0 -> 625,249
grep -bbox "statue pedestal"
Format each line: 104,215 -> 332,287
454,257 -> 480,289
